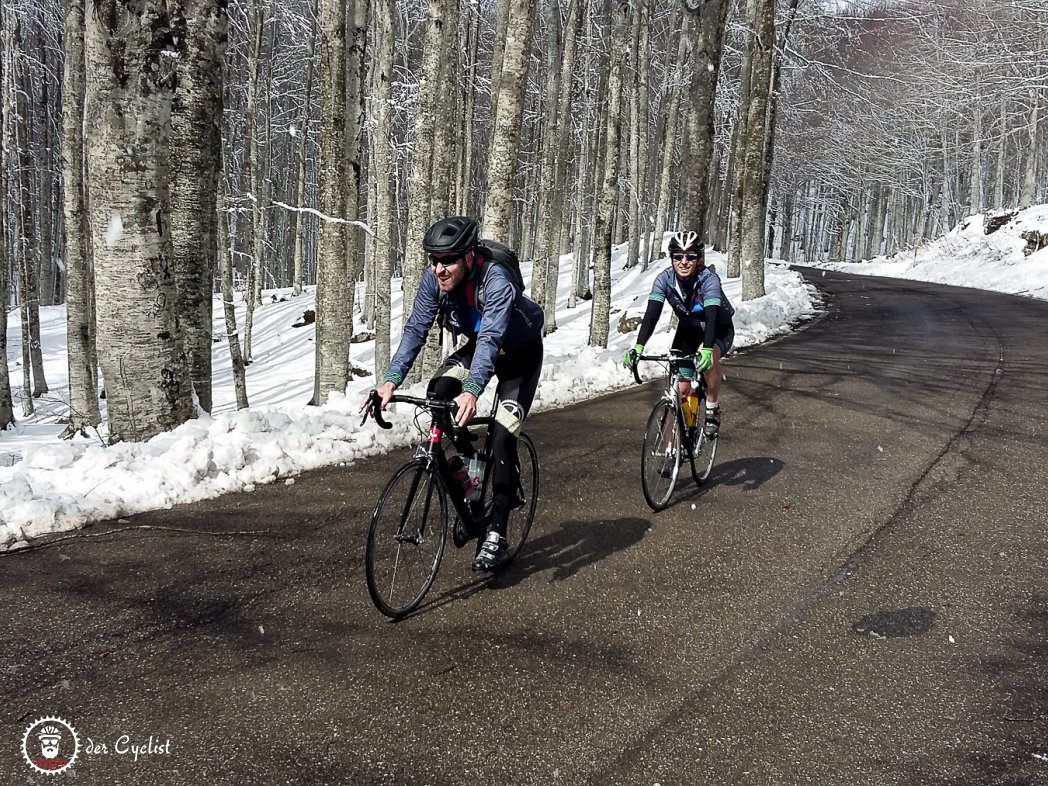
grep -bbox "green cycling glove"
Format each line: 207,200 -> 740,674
697,347 -> 713,372
623,343 -> 644,369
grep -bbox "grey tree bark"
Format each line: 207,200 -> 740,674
218,147 -> 249,409
372,0 -> 394,377
170,0 -> 227,414
240,0 -> 265,362
1018,85 -> 1039,209
0,18 -> 11,428
527,3 -> 562,315
482,0 -> 535,241
739,0 -> 773,301
61,0 -> 100,435
681,0 -> 729,233
84,0 -> 193,442
588,0 -> 629,348
290,1 -> 319,297
650,9 -> 687,266
312,0 -> 351,404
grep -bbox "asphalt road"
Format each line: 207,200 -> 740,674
2,269 -> 1046,785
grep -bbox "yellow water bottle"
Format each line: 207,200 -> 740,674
683,391 -> 699,428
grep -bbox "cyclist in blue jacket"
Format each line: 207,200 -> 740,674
366,216 -> 544,571
623,231 -> 734,438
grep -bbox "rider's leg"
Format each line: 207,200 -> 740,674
473,339 -> 542,571
703,344 -> 723,404
429,343 -> 475,454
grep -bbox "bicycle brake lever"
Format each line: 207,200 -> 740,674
361,390 -> 393,429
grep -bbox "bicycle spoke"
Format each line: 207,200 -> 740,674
641,400 -> 680,511
365,462 -> 447,618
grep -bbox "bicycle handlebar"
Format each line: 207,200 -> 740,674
631,351 -> 701,386
360,389 -> 457,430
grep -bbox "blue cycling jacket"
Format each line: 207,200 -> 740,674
383,257 -> 544,397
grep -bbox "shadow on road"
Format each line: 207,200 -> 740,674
492,517 -> 651,588
706,456 -> 785,491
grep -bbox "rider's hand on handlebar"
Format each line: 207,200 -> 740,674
697,347 -> 713,372
623,343 -> 644,369
360,380 -> 396,413
453,391 -> 477,427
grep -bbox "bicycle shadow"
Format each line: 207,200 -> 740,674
489,517 -> 651,589
391,518 -> 649,621
668,456 -> 785,507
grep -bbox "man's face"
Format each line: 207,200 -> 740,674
671,249 -> 702,279
430,250 -> 472,292
40,736 -> 60,758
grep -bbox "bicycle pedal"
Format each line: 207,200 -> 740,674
452,518 -> 471,548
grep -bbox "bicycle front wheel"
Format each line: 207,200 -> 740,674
640,400 -> 681,511
365,460 -> 448,618
690,427 -> 718,483
503,432 -> 539,564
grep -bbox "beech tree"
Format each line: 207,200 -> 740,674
84,0 -> 193,442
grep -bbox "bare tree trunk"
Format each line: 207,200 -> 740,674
624,0 -> 645,270
170,0 -> 226,415
651,11 -> 687,265
541,0 -> 583,329
968,93 -> 982,215
9,17 -> 46,402
344,0 -> 367,355
313,0 -> 351,404
0,5 -> 17,427
1019,86 -> 1039,209
681,0 -> 730,232
993,101 -> 1006,209
739,0 -> 773,301
85,0 -> 193,442
291,2 -> 319,297
482,0 -> 535,241
528,2 -> 563,316
403,0 -> 445,322
61,0 -> 100,435
241,0 -> 265,362
402,0 -> 448,380
588,0 -> 628,348
373,0 -> 395,377
458,2 -> 481,215
218,148 -> 249,410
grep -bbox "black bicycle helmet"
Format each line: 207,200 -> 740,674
423,216 -> 480,255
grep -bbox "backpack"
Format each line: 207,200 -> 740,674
437,239 -> 526,334
474,239 -> 526,301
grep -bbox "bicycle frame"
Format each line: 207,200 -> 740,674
364,393 -> 498,534
633,350 -> 706,424
631,350 -> 717,508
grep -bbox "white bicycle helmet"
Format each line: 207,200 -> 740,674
667,231 -> 701,256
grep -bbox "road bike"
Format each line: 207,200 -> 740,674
360,391 -> 539,619
629,351 -> 718,511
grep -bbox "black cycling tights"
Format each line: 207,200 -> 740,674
427,339 -> 543,535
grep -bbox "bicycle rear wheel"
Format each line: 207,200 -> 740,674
502,432 -> 539,564
365,460 -> 448,618
640,400 -> 681,511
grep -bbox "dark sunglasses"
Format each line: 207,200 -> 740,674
671,252 -> 700,262
429,253 -> 463,269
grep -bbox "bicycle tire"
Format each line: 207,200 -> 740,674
640,400 -> 681,511
365,459 -> 448,618
689,427 -> 718,483
502,432 -> 538,564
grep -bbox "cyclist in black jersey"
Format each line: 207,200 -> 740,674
362,216 -> 544,570
623,231 -> 734,437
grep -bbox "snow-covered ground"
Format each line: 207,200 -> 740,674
8,203 -> 1046,551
